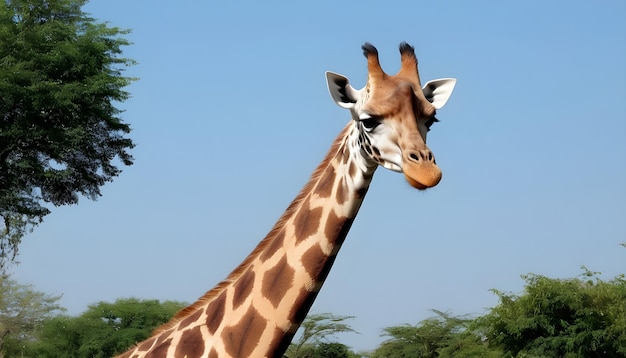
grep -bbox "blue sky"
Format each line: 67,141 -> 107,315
12,0 -> 626,352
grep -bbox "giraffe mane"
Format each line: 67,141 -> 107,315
151,123 -> 352,335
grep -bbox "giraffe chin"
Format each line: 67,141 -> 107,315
403,166 -> 442,190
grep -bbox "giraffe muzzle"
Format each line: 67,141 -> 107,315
402,149 -> 442,190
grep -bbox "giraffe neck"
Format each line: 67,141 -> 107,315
117,122 -> 377,358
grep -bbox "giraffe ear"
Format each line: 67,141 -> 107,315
326,71 -> 360,109
422,78 -> 457,109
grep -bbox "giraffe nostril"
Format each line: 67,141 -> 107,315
408,151 -> 436,163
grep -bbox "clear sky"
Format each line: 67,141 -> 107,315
11,0 -> 626,353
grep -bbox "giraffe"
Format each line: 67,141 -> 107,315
118,42 -> 456,358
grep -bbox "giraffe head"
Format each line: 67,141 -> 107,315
326,42 -> 456,189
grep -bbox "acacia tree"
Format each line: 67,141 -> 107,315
0,0 -> 136,269
479,268 -> 626,357
372,269 -> 626,357
26,298 -> 186,357
0,274 -> 64,358
370,310 -> 498,358
293,342 -> 358,358
284,313 -> 359,358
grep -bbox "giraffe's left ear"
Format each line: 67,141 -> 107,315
326,71 -> 360,109
422,78 -> 457,109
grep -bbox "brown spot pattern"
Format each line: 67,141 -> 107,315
337,217 -> 355,245
348,161 -> 357,178
179,308 -> 203,329
335,177 -> 348,204
315,166 -> 337,199
149,337 -> 172,357
342,146 -> 350,164
222,306 -> 267,358
262,256 -> 295,308
206,292 -> 226,334
288,287 -> 318,325
157,329 -> 174,342
270,326 -> 294,358
301,243 -> 327,279
175,326 -> 205,357
260,230 -> 285,262
317,254 -> 339,291
232,269 -> 255,309
293,205 -> 323,243
137,336 -> 156,352
208,348 -> 218,358
325,212 -> 352,246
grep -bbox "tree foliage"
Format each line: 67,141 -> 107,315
1,268 -> 624,357
0,0 -> 136,269
370,310 -> 498,358
26,298 -> 186,357
0,274 -> 64,358
284,313 -> 359,358
298,342 -> 360,358
479,268 -> 626,357
372,267 -> 626,357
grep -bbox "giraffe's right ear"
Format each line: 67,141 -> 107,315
326,71 -> 359,109
422,78 -> 456,109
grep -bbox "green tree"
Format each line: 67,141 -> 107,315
312,342 -> 358,358
0,0 -> 136,270
371,310 -> 500,358
479,268 -> 626,357
0,274 -> 64,358
284,313 -> 359,358
289,342 -> 359,358
28,298 -> 186,357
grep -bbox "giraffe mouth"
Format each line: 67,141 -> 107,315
378,158 -> 441,189
402,163 -> 442,190
381,161 -> 402,172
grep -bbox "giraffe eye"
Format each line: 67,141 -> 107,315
360,115 -> 381,131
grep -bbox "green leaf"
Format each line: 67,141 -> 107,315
0,0 -> 137,270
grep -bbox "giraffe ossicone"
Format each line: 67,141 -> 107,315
118,42 -> 456,358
